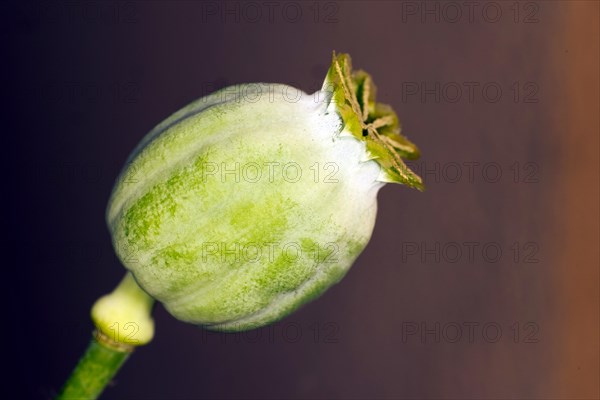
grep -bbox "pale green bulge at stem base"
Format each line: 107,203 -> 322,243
58,273 -> 155,399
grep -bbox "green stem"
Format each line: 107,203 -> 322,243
57,333 -> 132,400
58,273 -> 156,399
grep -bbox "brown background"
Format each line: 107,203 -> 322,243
6,1 -> 598,399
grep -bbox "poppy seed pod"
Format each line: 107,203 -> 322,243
105,53 -> 423,332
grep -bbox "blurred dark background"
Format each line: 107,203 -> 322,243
5,1 -> 598,399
